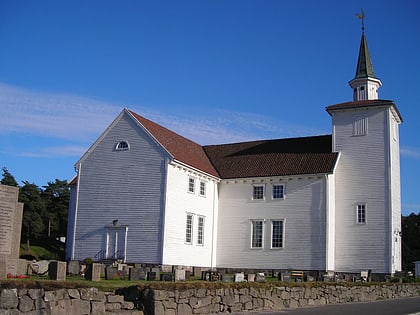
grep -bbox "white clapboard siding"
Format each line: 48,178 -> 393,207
162,164 -> 218,267
72,112 -> 169,263
332,107 -> 392,273
216,176 -> 327,270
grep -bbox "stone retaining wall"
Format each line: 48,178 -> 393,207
0,287 -> 143,315
119,283 -> 420,315
1,284 -> 419,314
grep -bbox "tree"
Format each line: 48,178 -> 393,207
1,167 -> 18,187
19,181 -> 46,252
402,213 -> 420,272
42,179 -> 70,240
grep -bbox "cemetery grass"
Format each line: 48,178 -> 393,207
0,275 -> 283,292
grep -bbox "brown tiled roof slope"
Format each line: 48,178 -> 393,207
128,110 -> 219,177
203,135 -> 339,179
326,99 -> 403,122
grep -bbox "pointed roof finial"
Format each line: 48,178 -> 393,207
355,8 -> 366,32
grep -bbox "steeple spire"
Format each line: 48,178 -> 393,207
349,10 -> 382,101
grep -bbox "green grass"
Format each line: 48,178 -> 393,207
19,244 -> 61,261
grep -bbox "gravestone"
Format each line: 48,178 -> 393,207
246,273 -> 255,282
49,261 -> 66,281
234,273 -> 245,282
222,274 -> 232,282
105,266 -> 127,280
86,263 -> 102,281
147,271 -> 158,281
67,260 -> 80,276
255,273 -> 266,282
175,269 -> 186,281
160,273 -> 173,281
129,267 -> 147,281
0,185 -> 24,279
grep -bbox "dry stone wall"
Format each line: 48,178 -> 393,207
0,287 -> 143,315
0,283 -> 419,314
119,283 -> 420,315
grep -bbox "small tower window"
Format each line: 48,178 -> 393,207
115,141 -> 130,151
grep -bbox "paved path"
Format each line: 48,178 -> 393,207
231,296 -> 420,315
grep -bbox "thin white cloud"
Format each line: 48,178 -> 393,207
0,83 -> 328,159
0,83 -> 120,141
18,145 -> 88,158
401,147 -> 420,159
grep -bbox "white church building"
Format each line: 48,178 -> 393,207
66,29 -> 402,275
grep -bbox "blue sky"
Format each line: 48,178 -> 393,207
0,1 -> 419,215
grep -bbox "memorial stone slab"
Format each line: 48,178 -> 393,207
0,185 -> 24,279
175,269 -> 186,281
222,274 -> 233,282
255,273 -> 266,282
160,273 -> 173,281
129,268 -> 147,281
49,261 -> 66,281
147,271 -> 158,281
246,273 -> 255,282
67,261 -> 80,276
234,273 -> 245,282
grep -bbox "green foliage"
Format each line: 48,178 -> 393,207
1,167 -> 19,187
42,179 -> 70,239
402,213 -> 420,272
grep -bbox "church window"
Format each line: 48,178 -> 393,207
115,141 -> 130,151
357,204 -> 366,224
272,184 -> 285,199
251,220 -> 264,248
353,116 -> 368,136
271,220 -> 284,248
199,181 -> 206,197
252,185 -> 264,200
185,213 -> 194,244
197,216 -> 205,245
188,177 -> 195,193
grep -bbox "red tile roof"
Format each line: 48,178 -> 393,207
203,135 -> 339,179
326,99 -> 403,122
128,110 -> 219,177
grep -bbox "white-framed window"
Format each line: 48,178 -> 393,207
188,177 -> 195,194
271,220 -> 284,248
185,213 -> 194,244
357,204 -> 366,224
115,141 -> 130,151
353,116 -> 368,136
252,185 -> 264,200
197,216 -> 205,245
272,184 -> 285,199
251,220 -> 264,248
199,181 -> 206,197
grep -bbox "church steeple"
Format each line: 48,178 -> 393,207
349,11 -> 382,101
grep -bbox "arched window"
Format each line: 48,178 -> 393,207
115,141 -> 130,151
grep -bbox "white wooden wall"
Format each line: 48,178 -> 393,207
162,163 -> 219,267
216,176 -> 327,270
332,107 -> 392,273
71,112 -> 168,263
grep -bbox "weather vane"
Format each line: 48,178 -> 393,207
355,8 -> 366,31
